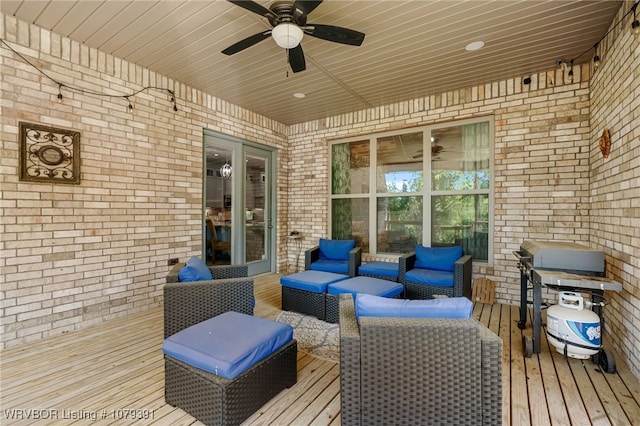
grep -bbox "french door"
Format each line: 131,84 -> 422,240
203,130 -> 276,275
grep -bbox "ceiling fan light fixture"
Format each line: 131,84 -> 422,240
272,23 -> 303,49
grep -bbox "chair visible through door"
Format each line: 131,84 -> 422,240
206,218 -> 231,264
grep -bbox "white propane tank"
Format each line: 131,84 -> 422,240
546,291 -> 601,359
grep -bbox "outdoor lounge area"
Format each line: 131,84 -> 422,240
2,273 -> 639,425
2,1 -> 640,425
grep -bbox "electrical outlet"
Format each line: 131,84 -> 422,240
167,258 -> 179,266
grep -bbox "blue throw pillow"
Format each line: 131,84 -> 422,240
414,245 -> 462,272
178,256 -> 213,282
355,293 -> 472,319
318,238 -> 355,261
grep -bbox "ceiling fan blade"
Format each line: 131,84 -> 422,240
221,31 -> 271,55
226,0 -> 277,21
304,23 -> 365,46
288,44 -> 306,73
293,0 -> 323,16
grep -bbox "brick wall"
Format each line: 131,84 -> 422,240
286,67 -> 593,294
0,14 -> 287,349
589,0 -> 640,379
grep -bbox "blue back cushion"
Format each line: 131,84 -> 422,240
319,238 -> 355,261
178,256 -> 213,282
355,293 -> 473,319
414,245 -> 462,272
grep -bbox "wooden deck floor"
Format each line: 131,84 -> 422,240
1,273 -> 639,425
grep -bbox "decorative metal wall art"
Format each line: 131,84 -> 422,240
19,122 -> 80,184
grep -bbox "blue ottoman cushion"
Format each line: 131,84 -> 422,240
327,276 -> 403,298
162,311 -> 293,380
358,261 -> 399,279
280,270 -> 349,293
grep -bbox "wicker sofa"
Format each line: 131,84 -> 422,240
339,293 -> 502,426
164,263 -> 297,425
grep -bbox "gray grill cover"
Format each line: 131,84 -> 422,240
520,240 -> 605,273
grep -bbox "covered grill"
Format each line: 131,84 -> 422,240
514,240 -> 622,372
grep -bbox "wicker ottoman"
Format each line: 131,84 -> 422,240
358,261 -> 400,282
325,276 -> 404,323
163,312 -> 297,426
280,270 -> 349,320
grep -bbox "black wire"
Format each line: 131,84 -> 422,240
0,38 -> 178,111
570,0 -> 639,64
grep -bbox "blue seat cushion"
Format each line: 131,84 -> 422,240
414,245 -> 462,272
405,268 -> 454,287
358,261 -> 399,278
355,294 -> 473,319
162,311 -> 293,380
178,256 -> 213,282
318,238 -> 354,261
327,276 -> 403,298
280,270 -> 349,293
310,259 -> 349,274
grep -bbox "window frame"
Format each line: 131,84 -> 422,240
329,116 -> 494,265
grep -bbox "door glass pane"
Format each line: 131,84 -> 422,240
377,132 -> 423,193
431,123 -> 490,191
431,194 -> 489,261
245,154 -> 266,263
331,198 -> 369,253
205,147 -> 233,265
377,196 -> 423,253
331,140 -> 370,194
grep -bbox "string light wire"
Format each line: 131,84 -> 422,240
568,1 -> 639,69
0,38 -> 178,112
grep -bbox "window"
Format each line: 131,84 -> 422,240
331,141 -> 370,252
330,118 -> 492,263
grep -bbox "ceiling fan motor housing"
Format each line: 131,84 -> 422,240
270,1 -> 307,26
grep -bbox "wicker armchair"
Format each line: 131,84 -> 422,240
339,294 -> 502,426
165,263 -> 253,338
304,239 -> 362,277
399,250 -> 472,299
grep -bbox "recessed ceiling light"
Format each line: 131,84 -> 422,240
293,92 -> 306,98
465,41 -> 485,51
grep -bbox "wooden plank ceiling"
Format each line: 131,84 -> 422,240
0,0 -> 623,125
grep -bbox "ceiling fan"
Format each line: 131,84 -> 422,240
221,0 -> 365,73
412,138 -> 445,159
